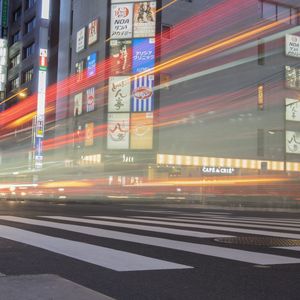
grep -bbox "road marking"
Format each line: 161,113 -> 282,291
40,216 -> 232,239
277,246 -> 300,252
87,216 -> 300,240
5,216 -> 296,266
0,224 -> 190,271
132,216 -> 300,232
175,216 -> 300,228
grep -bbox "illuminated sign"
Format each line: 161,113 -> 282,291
132,38 -> 155,73
76,28 -> 85,53
85,123 -> 94,146
37,70 -> 47,116
86,87 -> 95,112
286,98 -> 300,122
111,4 -> 133,39
87,52 -> 97,77
88,19 -> 99,45
108,76 -> 131,112
110,39 -> 132,75
107,113 -> 130,149
132,74 -> 154,112
1,0 -> 8,28
130,112 -> 153,149
74,92 -> 83,116
36,116 -> 45,138
286,131 -> 300,154
258,84 -> 264,111
75,60 -> 84,82
285,65 -> 300,90
41,0 -> 50,20
39,48 -> 48,70
286,34 -> 300,58
133,2 -> 156,38
202,167 -> 235,174
0,39 -> 7,92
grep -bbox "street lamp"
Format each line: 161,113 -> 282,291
0,88 -> 28,107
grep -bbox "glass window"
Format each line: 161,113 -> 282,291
26,0 -> 36,10
12,31 -> 20,44
10,77 -> 20,90
24,43 -> 35,58
277,6 -> 291,24
10,53 -> 21,68
25,18 -> 36,34
262,2 -> 276,21
13,7 -> 22,23
23,67 -> 34,83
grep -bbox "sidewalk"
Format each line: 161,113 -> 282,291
0,274 -> 114,300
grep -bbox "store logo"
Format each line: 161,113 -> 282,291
202,167 -> 235,174
115,7 -> 129,18
122,154 -> 134,163
133,87 -> 152,100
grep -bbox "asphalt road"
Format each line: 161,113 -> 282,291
0,200 -> 299,300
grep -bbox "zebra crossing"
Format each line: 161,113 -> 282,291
0,211 -> 299,272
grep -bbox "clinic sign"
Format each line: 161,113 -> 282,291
286,34 -> 300,58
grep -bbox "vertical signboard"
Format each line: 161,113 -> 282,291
132,75 -> 154,112
0,39 -> 8,92
107,113 -> 130,149
286,34 -> 300,58
87,52 -> 97,77
108,76 -> 131,112
88,19 -> 99,45
73,92 -> 83,116
75,60 -> 85,82
133,2 -> 156,37
286,98 -> 300,122
86,87 -> 95,112
110,39 -> 132,75
111,3 -> 133,39
132,38 -> 155,73
76,28 -> 85,53
286,130 -> 300,154
85,123 -> 94,146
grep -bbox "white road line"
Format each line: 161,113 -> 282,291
231,217 -> 300,225
277,246 -> 300,252
1,216 -> 300,265
87,216 -> 300,240
40,216 -> 232,239
132,216 -> 300,232
173,216 -> 300,228
0,224 -> 190,272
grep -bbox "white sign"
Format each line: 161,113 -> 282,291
107,113 -> 130,149
86,87 -> 95,112
74,93 -> 83,116
88,19 -> 98,45
111,4 -> 133,39
37,70 -> 47,116
108,76 -> 131,112
286,131 -> 300,154
41,0 -> 50,20
286,34 -> 300,58
76,28 -> 85,53
202,167 -> 235,174
286,98 -> 300,122
0,39 -> 7,92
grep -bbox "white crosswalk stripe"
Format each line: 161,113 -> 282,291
86,216 -> 300,240
0,213 -> 299,269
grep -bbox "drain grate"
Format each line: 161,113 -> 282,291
214,237 -> 300,247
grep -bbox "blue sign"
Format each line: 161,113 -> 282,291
87,52 -> 97,77
132,38 -> 155,74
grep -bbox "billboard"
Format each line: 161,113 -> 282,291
88,19 -> 99,45
111,4 -> 133,39
110,39 -> 132,75
286,34 -> 300,58
130,112 -> 153,149
285,65 -> 300,90
107,113 -> 130,149
86,87 -> 95,112
132,74 -> 154,112
75,60 -> 84,82
286,98 -> 300,122
132,38 -> 155,73
286,131 -> 300,154
87,52 -> 97,77
76,27 -> 85,53
85,123 -> 94,146
133,2 -> 156,38
74,93 -> 83,116
108,76 -> 131,112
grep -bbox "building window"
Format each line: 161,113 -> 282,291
26,0 -> 36,10
24,43 -> 35,59
12,31 -> 20,44
25,18 -> 36,34
10,53 -> 21,68
13,7 -> 22,23
23,67 -> 34,83
257,40 -> 265,65
10,77 -> 20,91
162,24 -> 172,39
261,1 -> 298,25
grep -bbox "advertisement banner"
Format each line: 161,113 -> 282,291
85,122 -> 94,146
132,38 -> 155,73
132,74 -> 154,112
108,76 -> 131,112
286,34 -> 300,58
107,113 -> 130,149
75,60 -> 84,82
130,112 -> 153,149
88,19 -> 99,45
0,39 -> 8,92
74,92 -> 83,116
286,130 -> 300,154
111,4 -> 133,39
87,52 -> 97,77
133,2 -> 156,38
86,87 -> 95,112
39,48 -> 48,69
286,98 -> 300,122
285,65 -> 300,90
110,39 -> 132,75
76,27 -> 85,53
